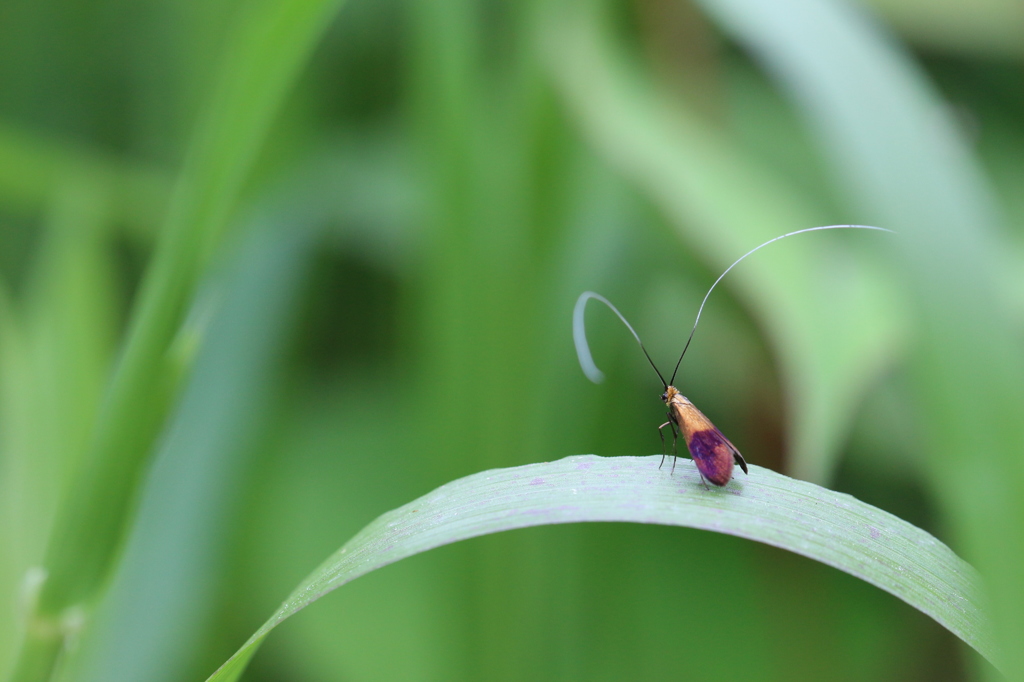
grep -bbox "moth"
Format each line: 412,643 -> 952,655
573,224 -> 892,488
659,385 -> 746,486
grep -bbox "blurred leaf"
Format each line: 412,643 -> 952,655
62,127 -> 416,682
863,0 -> 1024,59
0,180 -> 116,675
547,2 -> 905,485
693,0 -> 1024,680
24,180 -> 118,490
0,278 -> 27,672
35,0 -> 349,610
231,384 -> 461,681
0,122 -> 170,239
12,0 -> 351,677
205,454 -> 998,681
273,132 -> 420,273
65,219 -> 314,682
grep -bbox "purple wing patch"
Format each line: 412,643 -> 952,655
687,428 -> 738,486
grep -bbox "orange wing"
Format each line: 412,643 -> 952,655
668,393 -> 747,486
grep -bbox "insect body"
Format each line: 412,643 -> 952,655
660,386 -> 747,487
573,224 -> 892,488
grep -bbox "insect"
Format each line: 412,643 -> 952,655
573,224 -> 892,488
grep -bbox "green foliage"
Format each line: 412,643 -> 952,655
1,0 -> 1022,680
206,455 -> 999,681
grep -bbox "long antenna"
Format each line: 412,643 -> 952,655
667,224 -> 893,385
574,291 -> 667,388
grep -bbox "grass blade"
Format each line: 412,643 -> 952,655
7,1 -> 349,678
29,0 -> 347,640
69,220 -> 314,682
206,454 -> 998,681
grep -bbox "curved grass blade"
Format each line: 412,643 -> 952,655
206,455 -> 999,681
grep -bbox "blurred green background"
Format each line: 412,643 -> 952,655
1,0 -> 1023,680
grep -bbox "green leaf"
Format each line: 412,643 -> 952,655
34,0 -> 348,619
0,180 -> 117,675
68,220 -> 315,682
8,0 -> 349,678
205,455 -> 999,681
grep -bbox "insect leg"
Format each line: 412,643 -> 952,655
657,420 -> 672,469
670,421 -> 680,475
